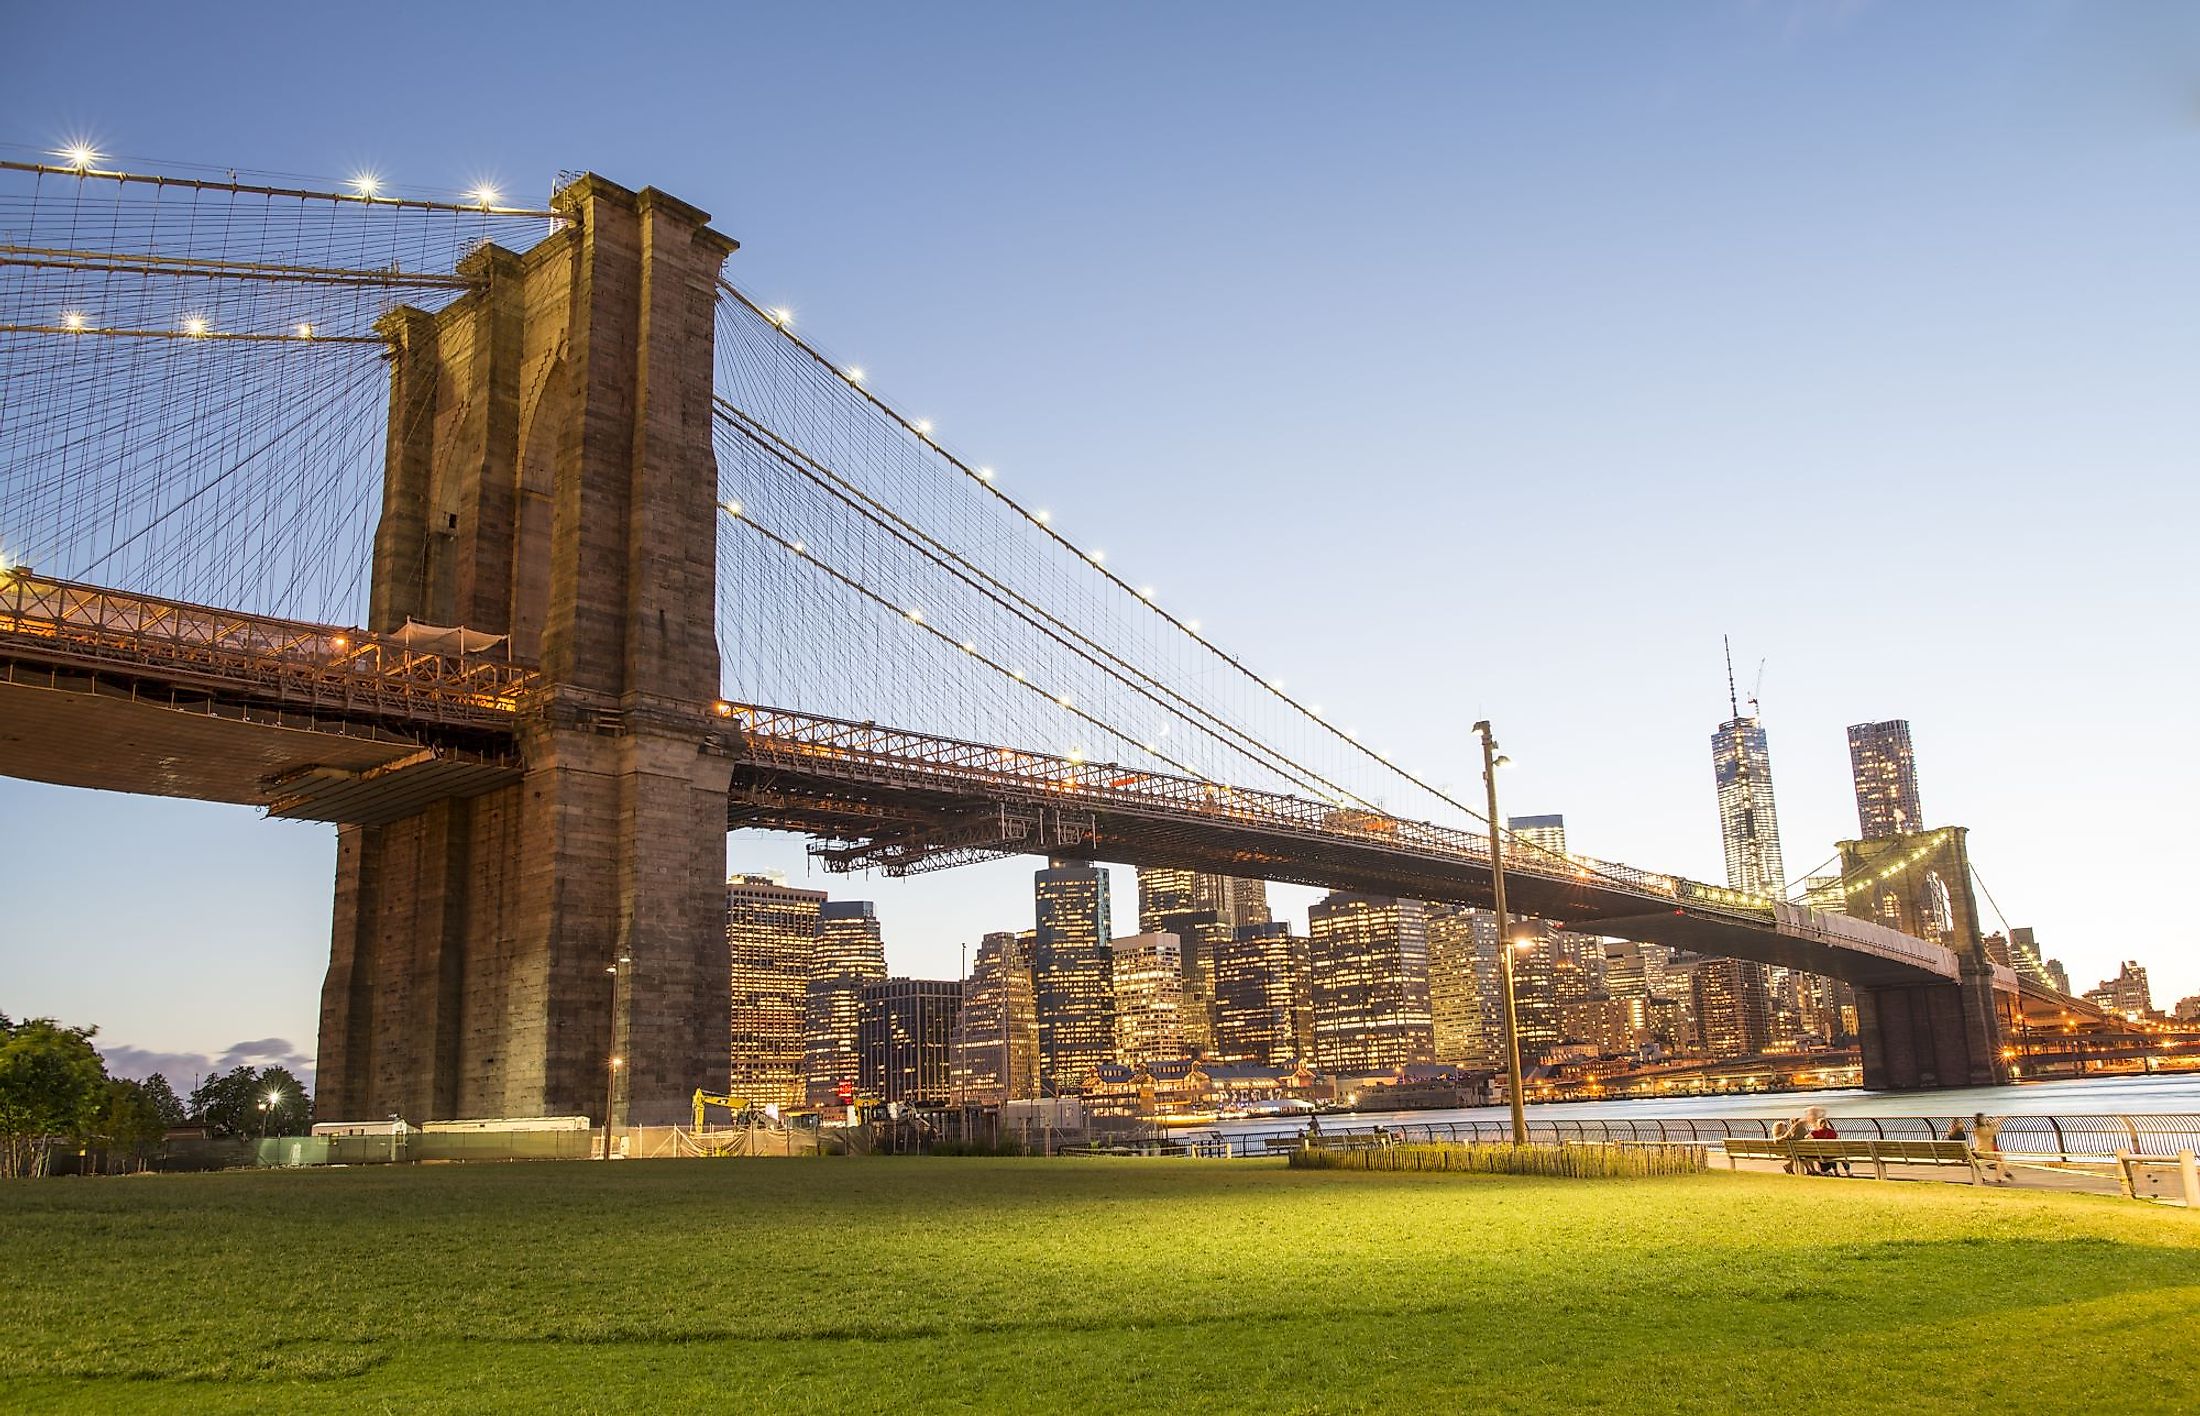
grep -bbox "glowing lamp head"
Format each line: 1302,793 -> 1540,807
351,173 -> 382,197
59,143 -> 99,171
768,307 -> 792,327
61,310 -> 87,331
265,1090 -> 283,1107
470,184 -> 500,208
182,316 -> 209,337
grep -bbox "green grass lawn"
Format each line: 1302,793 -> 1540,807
3,1159 -> 2196,1413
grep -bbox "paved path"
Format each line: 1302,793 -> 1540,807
1721,1152 -> 2191,1205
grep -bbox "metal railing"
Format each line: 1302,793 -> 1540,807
1180,1113 -> 2200,1161
0,571 -> 539,729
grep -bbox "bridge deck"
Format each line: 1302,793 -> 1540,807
722,705 -> 1974,990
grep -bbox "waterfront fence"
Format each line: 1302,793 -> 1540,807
1195,1113 -> 2200,1161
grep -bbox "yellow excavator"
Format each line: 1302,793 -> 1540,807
692,1090 -> 747,1131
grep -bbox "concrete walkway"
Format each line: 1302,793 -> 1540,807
1722,1152 -> 2191,1206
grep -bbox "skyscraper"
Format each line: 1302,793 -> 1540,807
1033,860 -> 1114,1093
1212,921 -> 1316,1065
1708,648 -> 1784,1059
1426,904 -> 1494,1069
1712,715 -> 1786,897
802,900 -> 886,1105
1507,814 -> 1569,869
1111,933 -> 1187,1063
1306,892 -> 1433,1075
951,930 -> 1041,1105
725,873 -> 826,1106
1847,720 -> 1923,840
858,978 -> 963,1106
1135,868 -> 1271,933
1692,957 -> 1772,1059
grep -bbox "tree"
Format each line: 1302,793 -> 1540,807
0,1019 -> 109,1178
93,1078 -> 171,1173
139,1073 -> 187,1129
190,1065 -> 313,1139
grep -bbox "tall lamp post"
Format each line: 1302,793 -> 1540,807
603,954 -> 631,1161
1474,720 -> 1527,1146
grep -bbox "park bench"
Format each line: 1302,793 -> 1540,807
2115,1150 -> 2200,1206
1722,1136 -> 1983,1183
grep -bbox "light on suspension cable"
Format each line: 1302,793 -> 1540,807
1186,619 -> 1200,632
294,322 -> 314,339
470,184 -> 501,208
182,315 -> 209,337
906,607 -> 924,623
721,499 -> 742,517
351,172 -> 382,198
58,143 -> 101,171
914,419 -> 934,438
1138,586 -> 1156,600
1011,669 -> 1026,681
61,310 -> 87,331
1033,509 -> 1050,524
768,307 -> 793,328
1267,678 -> 1284,691
1056,693 -> 1073,708
842,366 -> 865,384
791,539 -> 806,554
1087,549 -> 1105,565
1067,749 -> 1086,765
976,466 -> 996,482
1309,705 -> 1324,718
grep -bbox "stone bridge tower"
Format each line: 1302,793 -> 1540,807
1838,826 -> 2012,1089
316,176 -> 736,1128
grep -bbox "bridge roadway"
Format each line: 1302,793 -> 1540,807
0,571 -> 2011,995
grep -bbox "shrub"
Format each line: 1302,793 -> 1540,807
1288,1140 -> 1706,1179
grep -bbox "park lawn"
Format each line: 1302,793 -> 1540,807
1,1159 -> 2196,1413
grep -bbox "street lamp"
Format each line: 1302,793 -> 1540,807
1474,719 -> 1527,1146
603,954 -> 631,1160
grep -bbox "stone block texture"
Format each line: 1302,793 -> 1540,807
319,177 -> 738,1127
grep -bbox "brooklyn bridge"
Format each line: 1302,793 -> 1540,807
0,154 -> 2131,1125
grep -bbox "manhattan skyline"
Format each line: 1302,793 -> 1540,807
2,1 -> 2194,1073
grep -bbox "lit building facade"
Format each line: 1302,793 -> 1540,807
1212,921 -> 1315,1066
2092,961 -> 2154,1020
858,978 -> 963,1106
1712,711 -> 1786,898
1136,868 -> 1270,933
1426,904 -> 1493,1069
1111,933 -> 1187,1061
1692,958 -> 1773,1060
951,931 -> 1041,1104
1847,719 -> 1923,840
1034,860 -> 1114,1093
1507,813 -> 1569,869
802,900 -> 886,1105
726,873 -> 826,1106
1307,892 -> 1433,1074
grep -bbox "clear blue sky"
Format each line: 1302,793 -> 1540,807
4,1 -> 2195,1083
